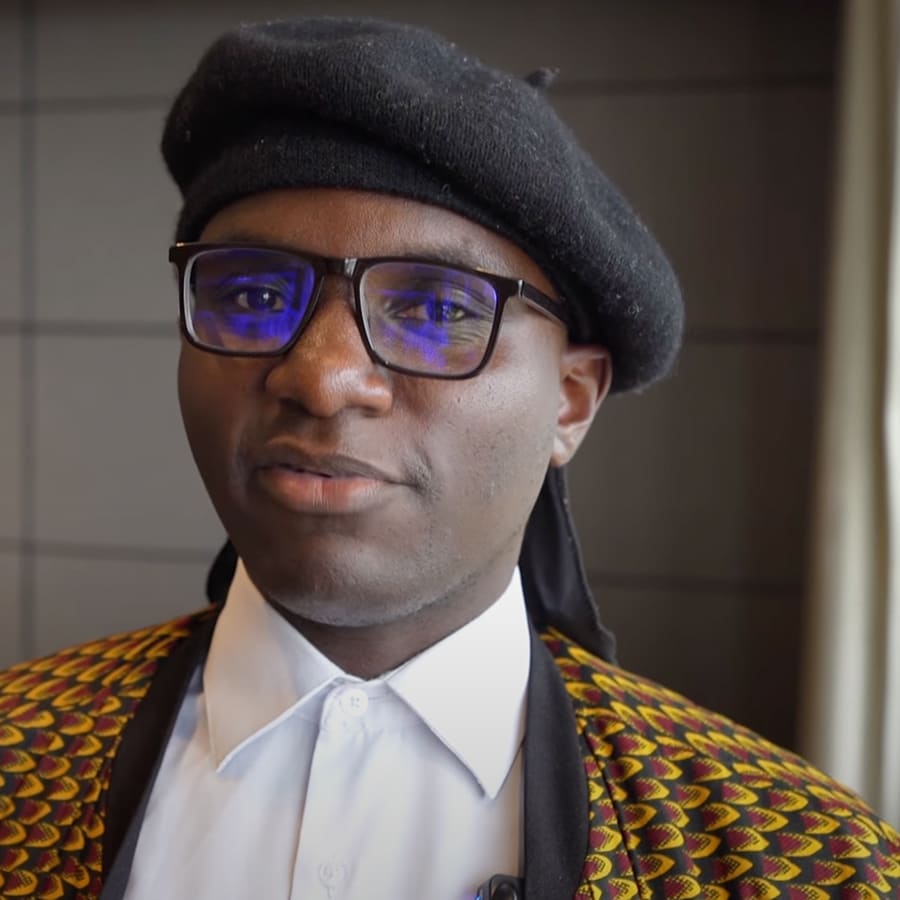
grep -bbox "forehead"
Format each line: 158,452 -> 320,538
198,187 -> 557,295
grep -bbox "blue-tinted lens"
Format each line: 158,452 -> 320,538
360,262 -> 497,374
187,248 -> 317,352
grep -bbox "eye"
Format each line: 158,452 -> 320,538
382,283 -> 491,324
202,274 -> 292,313
391,294 -> 470,323
231,286 -> 288,313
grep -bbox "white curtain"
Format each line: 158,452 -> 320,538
801,0 -> 900,828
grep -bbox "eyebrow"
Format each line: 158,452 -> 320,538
205,231 -> 502,275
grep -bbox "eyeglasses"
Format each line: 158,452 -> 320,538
169,243 -> 570,379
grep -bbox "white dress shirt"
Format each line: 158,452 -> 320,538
123,561 -> 531,900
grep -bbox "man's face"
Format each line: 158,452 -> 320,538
179,188 -> 605,633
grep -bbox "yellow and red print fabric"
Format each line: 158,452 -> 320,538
0,616 -> 897,899
544,631 -> 900,899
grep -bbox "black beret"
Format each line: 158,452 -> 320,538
161,17 -> 683,392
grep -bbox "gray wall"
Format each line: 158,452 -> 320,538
0,0 -> 836,751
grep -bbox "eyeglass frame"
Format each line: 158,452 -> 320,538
169,241 -> 572,380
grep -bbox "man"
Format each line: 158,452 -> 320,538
1,16 -> 897,900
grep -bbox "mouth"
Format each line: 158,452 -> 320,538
252,443 -> 401,514
257,441 -> 399,481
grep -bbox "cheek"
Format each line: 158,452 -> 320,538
426,333 -> 561,520
479,375 -> 557,498
177,347 -> 255,479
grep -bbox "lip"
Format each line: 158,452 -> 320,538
252,442 -> 401,514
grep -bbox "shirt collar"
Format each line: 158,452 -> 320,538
204,561 -> 531,797
204,560 -> 344,769
387,571 -> 530,798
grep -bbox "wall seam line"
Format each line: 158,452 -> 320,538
18,0 -> 37,660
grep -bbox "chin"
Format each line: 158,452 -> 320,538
279,596 -> 428,629
271,586 -> 437,630
245,556 -> 434,629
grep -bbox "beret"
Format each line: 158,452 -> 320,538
161,16 -> 683,392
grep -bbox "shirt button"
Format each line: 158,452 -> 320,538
338,686 -> 369,718
318,860 -> 348,897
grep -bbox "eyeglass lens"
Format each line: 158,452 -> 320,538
188,248 -> 314,352
185,248 -> 500,375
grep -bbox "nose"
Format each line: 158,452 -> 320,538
263,276 -> 394,417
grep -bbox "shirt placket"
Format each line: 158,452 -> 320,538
290,680 -> 374,899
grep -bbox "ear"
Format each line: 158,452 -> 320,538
550,345 -> 612,467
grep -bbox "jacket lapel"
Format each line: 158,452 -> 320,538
523,626 -> 589,899
99,609 -> 221,900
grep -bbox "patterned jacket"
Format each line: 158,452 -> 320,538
1,608 -> 898,900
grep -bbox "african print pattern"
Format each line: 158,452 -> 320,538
543,629 -> 900,898
1,613 -> 898,898
0,615 -> 200,899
